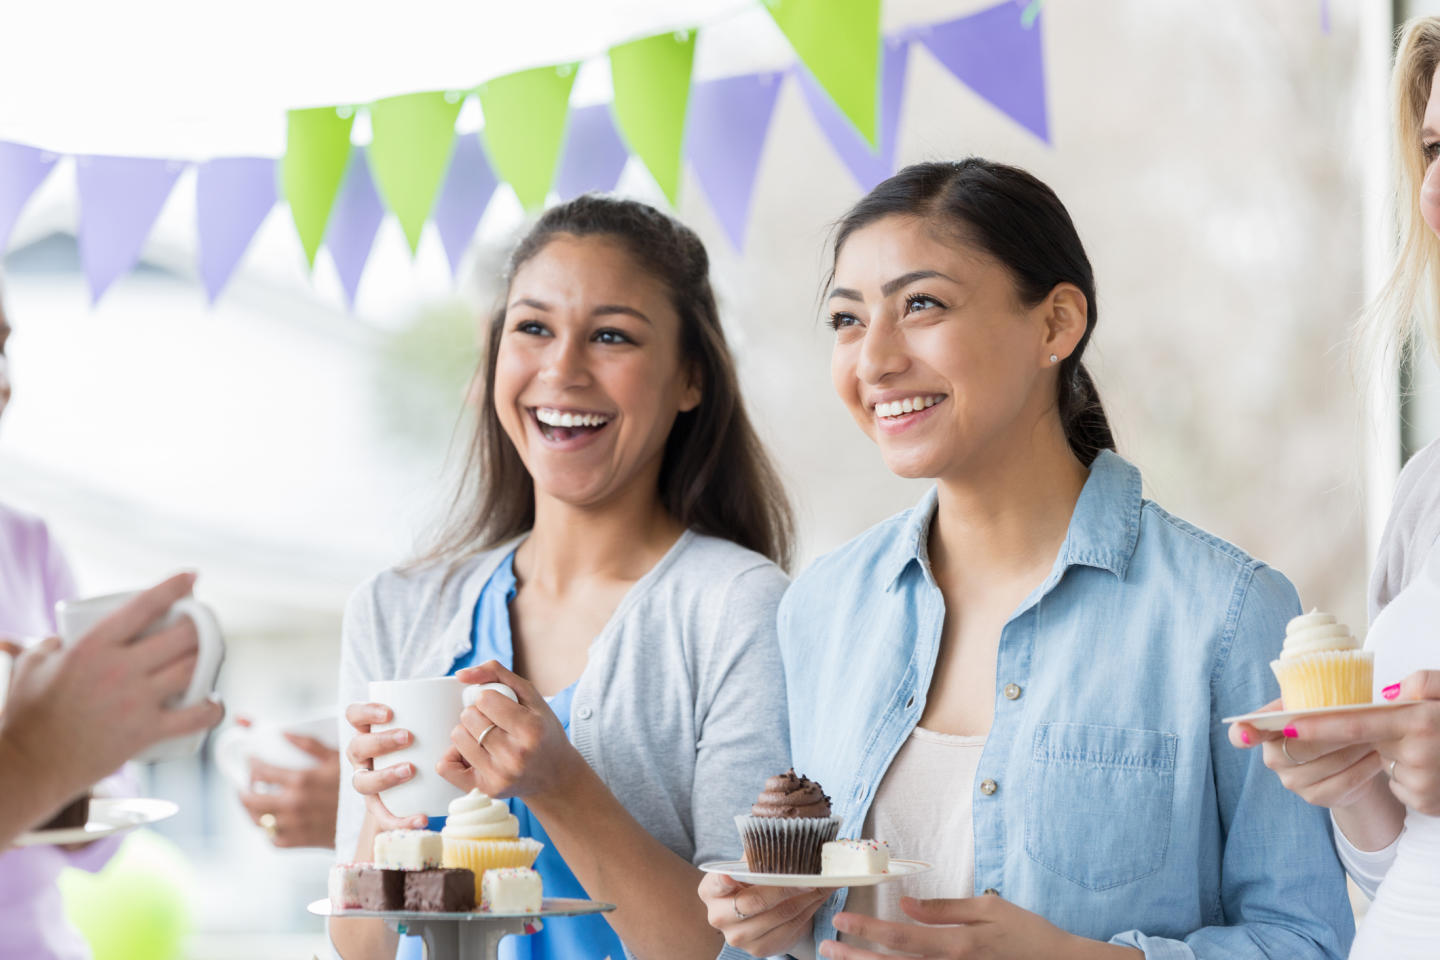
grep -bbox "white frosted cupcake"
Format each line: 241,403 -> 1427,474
1270,609 -> 1373,710
440,789 -> 543,899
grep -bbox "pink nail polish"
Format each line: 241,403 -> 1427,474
1241,730 -> 1252,745
1283,726 -> 1299,739
1383,684 -> 1401,700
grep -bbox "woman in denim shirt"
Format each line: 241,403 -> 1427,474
700,160 -> 1353,960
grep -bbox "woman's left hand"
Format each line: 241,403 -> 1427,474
436,660 -> 587,800
820,895 -> 1136,959
1282,669 -> 1440,816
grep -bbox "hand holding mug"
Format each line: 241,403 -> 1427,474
698,870 -> 828,957
343,700 -> 428,831
234,716 -> 341,848
438,660 -> 585,800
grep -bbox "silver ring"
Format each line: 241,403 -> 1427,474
476,723 -> 497,748
733,898 -> 748,921
1282,740 -> 1310,765
1391,759 -> 1399,779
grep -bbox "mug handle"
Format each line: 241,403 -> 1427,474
169,597 -> 225,709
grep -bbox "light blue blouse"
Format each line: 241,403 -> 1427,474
778,451 -> 1354,959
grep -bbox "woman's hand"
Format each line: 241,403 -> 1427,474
820,896 -> 1138,960
343,701 -> 427,831
436,660 -> 586,801
238,726 -> 342,848
1229,697 -> 1388,809
698,870 -> 828,957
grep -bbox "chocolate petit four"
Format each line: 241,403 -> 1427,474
404,868 -> 476,912
39,792 -> 91,832
356,866 -> 406,911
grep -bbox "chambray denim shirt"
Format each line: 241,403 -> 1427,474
778,452 -> 1353,960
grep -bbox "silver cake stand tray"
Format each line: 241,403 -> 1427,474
311,897 -> 615,960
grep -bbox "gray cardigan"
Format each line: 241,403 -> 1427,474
334,530 -> 791,942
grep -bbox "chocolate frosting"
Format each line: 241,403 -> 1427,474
750,768 -> 832,818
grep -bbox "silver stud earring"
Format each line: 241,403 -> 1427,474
1049,354 -> 1059,364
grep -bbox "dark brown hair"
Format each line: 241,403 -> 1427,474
830,159 -> 1115,466
418,195 -> 794,571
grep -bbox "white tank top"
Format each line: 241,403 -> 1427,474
1349,537 -> 1440,959
840,727 -> 986,953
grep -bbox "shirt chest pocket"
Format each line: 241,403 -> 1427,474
1024,722 -> 1177,891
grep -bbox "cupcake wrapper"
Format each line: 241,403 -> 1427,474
735,815 -> 840,875
1270,650 -> 1374,710
441,837 -> 544,900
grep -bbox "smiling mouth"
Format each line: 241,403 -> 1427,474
873,395 -> 946,420
530,406 -> 615,443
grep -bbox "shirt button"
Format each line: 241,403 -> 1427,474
1003,683 -> 1022,700
576,705 -> 594,721
979,778 -> 998,796
983,887 -> 1000,896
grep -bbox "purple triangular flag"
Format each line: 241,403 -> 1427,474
0,142 -> 59,257
797,38 -> 909,193
75,155 -> 186,303
433,137 -> 498,277
687,71 -> 782,251
918,1 -> 1050,143
555,104 -> 629,200
196,157 -> 277,302
324,149 -> 384,307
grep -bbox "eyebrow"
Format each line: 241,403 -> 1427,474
508,298 -> 651,325
826,270 -> 959,301
1425,125 -> 1439,140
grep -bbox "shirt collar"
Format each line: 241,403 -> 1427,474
881,450 -> 1142,590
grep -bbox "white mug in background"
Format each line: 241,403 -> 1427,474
55,590 -> 225,763
214,714 -> 338,793
365,677 -> 517,819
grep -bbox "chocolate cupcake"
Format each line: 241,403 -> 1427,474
735,769 -> 840,874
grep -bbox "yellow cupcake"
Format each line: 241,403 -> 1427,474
439,789 -> 543,900
1270,609 -> 1373,710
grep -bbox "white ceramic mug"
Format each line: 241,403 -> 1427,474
55,589 -> 225,763
366,677 -> 517,819
214,714 -> 338,792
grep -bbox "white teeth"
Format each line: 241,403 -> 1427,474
536,407 -> 612,428
875,396 -> 942,419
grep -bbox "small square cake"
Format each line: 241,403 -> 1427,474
40,793 -> 91,832
356,867 -> 406,911
404,868 -> 476,912
481,867 -> 543,913
821,839 -> 890,876
329,862 -> 369,910
374,829 -> 443,870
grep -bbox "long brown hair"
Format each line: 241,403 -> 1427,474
417,195 -> 794,571
828,159 -> 1115,466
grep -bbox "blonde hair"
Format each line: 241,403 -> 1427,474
1359,18 -> 1440,382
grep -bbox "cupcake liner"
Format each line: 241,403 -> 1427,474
442,837 -> 544,900
735,815 -> 840,875
1270,650 -> 1374,710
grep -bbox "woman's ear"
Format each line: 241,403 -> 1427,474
1040,283 -> 1088,365
679,363 -> 703,413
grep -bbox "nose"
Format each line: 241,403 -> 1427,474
855,317 -> 909,385
538,334 -> 591,389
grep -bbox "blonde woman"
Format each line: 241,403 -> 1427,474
1229,17 -> 1440,959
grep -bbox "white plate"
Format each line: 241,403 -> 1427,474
1223,700 -> 1417,731
13,797 -> 179,847
699,859 -> 932,888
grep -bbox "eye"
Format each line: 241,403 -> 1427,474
904,293 -> 943,314
593,328 -> 634,345
1425,141 -> 1440,163
827,311 -> 861,332
513,319 -> 550,337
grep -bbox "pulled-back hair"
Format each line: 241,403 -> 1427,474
829,159 -> 1115,466
418,195 -> 794,571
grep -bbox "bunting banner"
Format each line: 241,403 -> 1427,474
75,155 -> 185,302
196,157 -> 277,302
0,0 -> 1062,307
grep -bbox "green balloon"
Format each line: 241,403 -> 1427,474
58,829 -> 194,960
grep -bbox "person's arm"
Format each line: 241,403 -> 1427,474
1111,566 -> 1352,959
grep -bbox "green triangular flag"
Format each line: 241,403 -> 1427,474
609,30 -> 696,206
477,64 -> 578,211
766,0 -> 881,146
283,106 -> 355,268
368,91 -> 463,254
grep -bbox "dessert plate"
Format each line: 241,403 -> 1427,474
14,797 -> 179,847
1223,700 -> 1418,731
699,858 -> 932,888
310,897 -> 615,921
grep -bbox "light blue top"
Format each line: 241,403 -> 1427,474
778,451 -> 1354,960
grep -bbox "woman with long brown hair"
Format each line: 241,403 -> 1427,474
329,195 -> 794,960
